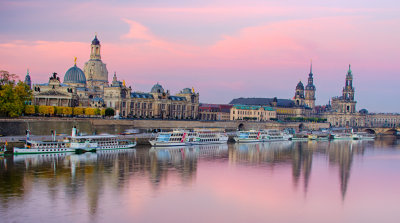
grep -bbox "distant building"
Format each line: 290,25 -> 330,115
230,97 -> 311,120
199,104 -> 232,121
230,105 -> 276,121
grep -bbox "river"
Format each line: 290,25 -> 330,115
0,140 -> 399,223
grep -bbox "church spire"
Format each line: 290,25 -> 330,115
310,60 -> 313,75
25,68 -> 31,88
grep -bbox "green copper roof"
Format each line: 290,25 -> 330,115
347,64 -> 352,75
233,105 -> 275,111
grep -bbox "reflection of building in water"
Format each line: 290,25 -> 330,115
149,147 -> 198,187
327,141 -> 365,200
291,142 -> 313,193
148,145 -> 228,187
230,142 -> 293,165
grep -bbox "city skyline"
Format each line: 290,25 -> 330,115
1,0 -> 399,112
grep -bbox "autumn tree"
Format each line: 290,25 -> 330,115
24,105 -> 35,115
0,70 -> 32,117
73,107 -> 84,116
84,107 -> 95,116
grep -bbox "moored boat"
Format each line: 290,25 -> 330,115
333,133 -> 353,140
234,130 -> 266,143
263,129 -> 292,141
352,132 -> 375,140
149,130 -> 189,147
188,129 -> 228,145
70,127 -> 136,151
13,140 -> 75,154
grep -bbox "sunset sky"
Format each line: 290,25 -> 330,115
1,0 -> 399,112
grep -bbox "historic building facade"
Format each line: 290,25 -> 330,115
199,104 -> 232,121
230,105 -> 277,121
230,97 -> 312,120
320,65 -> 400,128
31,35 -> 200,119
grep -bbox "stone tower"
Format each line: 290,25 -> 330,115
331,64 -> 357,113
304,62 -> 316,109
83,35 -> 109,90
294,81 -> 305,106
24,69 -> 31,88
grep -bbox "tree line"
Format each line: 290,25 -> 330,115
24,105 -> 115,117
0,70 -> 32,117
0,69 -> 116,118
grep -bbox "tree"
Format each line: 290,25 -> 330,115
84,107 -> 95,116
73,107 -> 84,116
55,106 -> 64,116
63,107 -> 73,116
95,108 -> 101,116
100,108 -> 106,116
0,71 -> 32,117
105,108 -> 115,117
25,105 -> 35,115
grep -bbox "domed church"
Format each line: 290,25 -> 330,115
31,35 -> 200,119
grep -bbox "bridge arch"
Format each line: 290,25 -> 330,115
364,128 -> 376,134
238,123 -> 244,131
384,128 -> 397,135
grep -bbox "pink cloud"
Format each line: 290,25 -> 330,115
1,15 -> 399,106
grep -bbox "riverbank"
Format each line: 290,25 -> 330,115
0,117 -> 329,136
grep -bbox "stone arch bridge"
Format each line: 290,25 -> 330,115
356,127 -> 399,135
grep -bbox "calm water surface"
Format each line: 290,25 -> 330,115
1,140 -> 400,223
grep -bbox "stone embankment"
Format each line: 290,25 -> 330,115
0,117 -> 330,144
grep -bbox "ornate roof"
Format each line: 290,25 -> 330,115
180,88 -> 192,94
229,97 -> 296,108
64,64 -> 86,84
37,90 -> 69,96
296,81 -> 304,90
347,64 -> 352,77
92,35 -> 100,45
151,83 -> 164,93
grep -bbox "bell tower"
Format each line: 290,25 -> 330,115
90,35 -> 101,60
294,81 -> 305,106
305,62 -> 316,109
84,34 -> 109,90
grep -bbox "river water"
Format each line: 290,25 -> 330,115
1,140 -> 399,223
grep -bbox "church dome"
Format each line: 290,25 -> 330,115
151,83 -> 164,93
92,35 -> 100,45
64,64 -> 86,84
296,81 -> 304,90
181,88 -> 192,94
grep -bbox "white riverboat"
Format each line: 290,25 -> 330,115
333,133 -> 353,140
13,130 -> 76,155
264,129 -> 292,141
70,127 -> 136,151
149,130 -> 189,147
188,129 -> 228,145
13,127 -> 136,154
352,132 -> 375,140
234,130 -> 267,143
13,140 -> 75,155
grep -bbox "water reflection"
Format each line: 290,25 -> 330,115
0,140 -> 399,223
148,145 -> 228,186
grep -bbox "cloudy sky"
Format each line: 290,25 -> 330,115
1,0 -> 399,112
